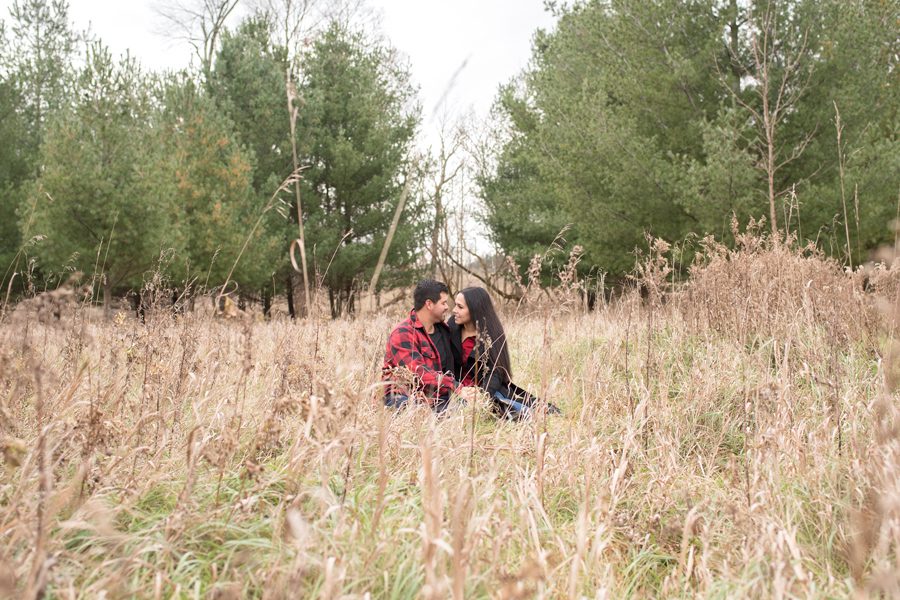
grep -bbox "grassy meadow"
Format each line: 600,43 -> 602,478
2,233 -> 900,599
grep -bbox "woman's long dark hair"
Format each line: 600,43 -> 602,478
460,287 -> 512,381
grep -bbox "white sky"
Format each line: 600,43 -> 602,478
1,0 -> 556,145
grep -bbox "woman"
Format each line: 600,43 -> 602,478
448,286 -> 558,420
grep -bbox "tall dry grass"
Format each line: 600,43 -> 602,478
1,227 -> 899,598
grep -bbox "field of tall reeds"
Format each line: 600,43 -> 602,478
2,226 -> 900,598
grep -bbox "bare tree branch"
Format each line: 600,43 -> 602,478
368,173 -> 413,296
425,113 -> 467,278
249,0 -> 323,53
154,0 -> 240,80
439,246 -> 521,302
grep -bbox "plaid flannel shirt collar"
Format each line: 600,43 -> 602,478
408,309 -> 425,331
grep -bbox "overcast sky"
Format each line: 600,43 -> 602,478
1,0 -> 556,145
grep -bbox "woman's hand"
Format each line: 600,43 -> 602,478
455,386 -> 480,402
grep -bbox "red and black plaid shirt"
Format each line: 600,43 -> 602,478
382,310 -> 458,404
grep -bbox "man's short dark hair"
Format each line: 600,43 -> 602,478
414,279 -> 450,310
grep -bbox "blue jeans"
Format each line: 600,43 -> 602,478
492,390 -> 530,420
384,393 -> 453,414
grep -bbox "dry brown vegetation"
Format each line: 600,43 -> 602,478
2,227 -> 900,598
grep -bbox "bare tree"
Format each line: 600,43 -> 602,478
249,0 -> 323,53
419,113 -> 524,300
249,0 -> 367,52
424,114 -> 467,280
721,0 -> 816,236
286,74 -> 311,317
440,241 -> 522,302
154,0 -> 241,81
368,172 -> 414,297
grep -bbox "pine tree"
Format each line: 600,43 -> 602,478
297,22 -> 422,316
27,43 -> 178,310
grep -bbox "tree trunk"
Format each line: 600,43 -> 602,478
728,0 -> 742,99
286,69 -> 311,317
286,274 -> 295,320
347,286 -> 356,316
129,291 -> 140,318
172,289 -> 183,315
263,290 -> 272,320
430,191 -> 443,277
766,120 -> 777,236
103,279 -> 112,317
138,291 -> 146,324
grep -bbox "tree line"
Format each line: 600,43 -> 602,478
480,0 -> 898,282
1,0 -> 898,317
0,0 -> 424,317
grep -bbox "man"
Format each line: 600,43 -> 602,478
382,279 -> 475,411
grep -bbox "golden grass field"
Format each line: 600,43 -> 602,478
2,231 -> 900,598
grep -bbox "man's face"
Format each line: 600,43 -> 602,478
425,292 -> 450,322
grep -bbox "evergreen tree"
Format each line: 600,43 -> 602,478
481,0 -> 899,281
208,16 -> 295,314
159,74 -> 281,297
8,0 -> 77,166
479,84 -> 571,282
297,22 -> 422,316
1,0 -> 77,293
208,16 -> 291,196
27,43 -> 178,309
791,0 -> 900,258
0,30 -> 31,286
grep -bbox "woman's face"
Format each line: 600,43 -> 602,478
453,293 -> 471,326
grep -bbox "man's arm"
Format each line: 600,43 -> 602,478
386,326 -> 458,395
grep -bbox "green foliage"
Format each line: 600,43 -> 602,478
0,0 -> 76,293
3,0 -> 895,310
479,85 -> 572,283
27,43 -> 178,300
794,0 -> 900,254
676,107 -> 762,238
208,16 -> 291,196
7,0 -> 77,161
482,0 -> 725,278
296,22 -> 423,315
207,16 -> 294,304
159,74 -> 280,294
206,17 -> 426,314
0,76 -> 29,186
481,0 -> 900,280
0,72 -> 29,285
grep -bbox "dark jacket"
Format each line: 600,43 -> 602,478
447,317 -> 560,420
447,316 -> 506,396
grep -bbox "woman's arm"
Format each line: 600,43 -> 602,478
477,345 -> 506,396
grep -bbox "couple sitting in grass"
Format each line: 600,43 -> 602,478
381,279 -> 557,419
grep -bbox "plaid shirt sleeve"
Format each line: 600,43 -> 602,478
385,324 -> 457,396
